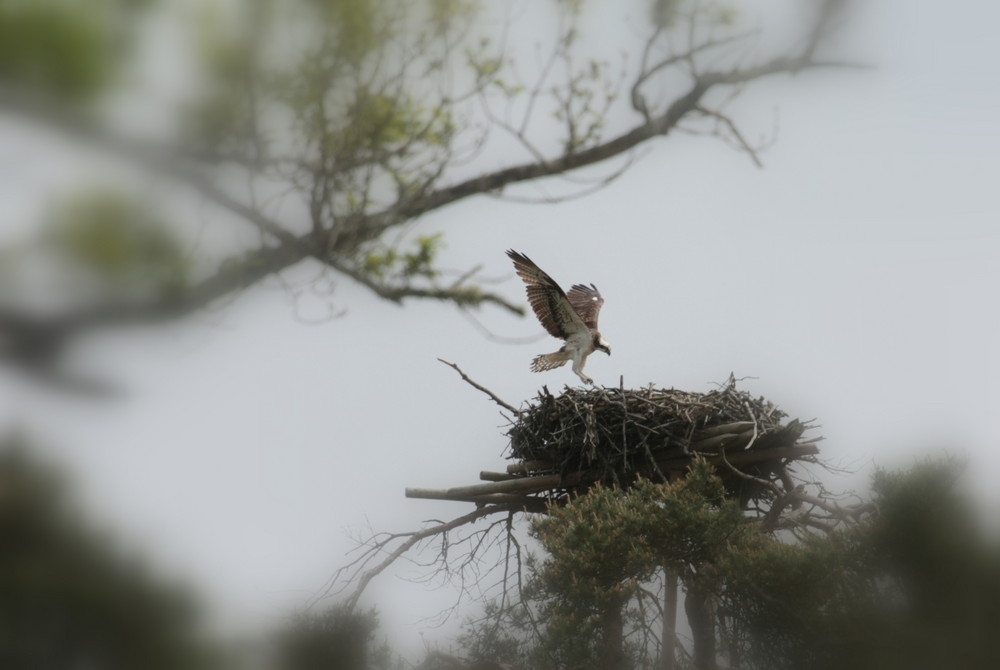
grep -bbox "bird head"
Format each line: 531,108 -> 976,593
596,336 -> 611,356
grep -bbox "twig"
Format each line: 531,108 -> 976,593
693,105 -> 764,168
318,502 -> 526,612
438,358 -> 519,415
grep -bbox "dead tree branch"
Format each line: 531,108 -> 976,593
438,359 -> 520,416
317,502 -> 526,613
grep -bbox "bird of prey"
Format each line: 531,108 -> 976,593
506,249 -> 610,385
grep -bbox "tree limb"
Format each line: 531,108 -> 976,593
0,237 -> 312,367
397,55 -> 861,220
317,502 -> 527,612
437,358 -> 519,415
0,1 -> 864,380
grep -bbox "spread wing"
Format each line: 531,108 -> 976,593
506,250 -> 589,340
567,283 -> 604,330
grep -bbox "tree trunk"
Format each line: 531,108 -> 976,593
599,597 -> 626,670
661,568 -> 678,670
685,583 -> 717,670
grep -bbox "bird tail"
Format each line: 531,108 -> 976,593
531,350 -> 570,372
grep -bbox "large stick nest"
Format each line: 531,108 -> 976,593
505,379 -> 819,506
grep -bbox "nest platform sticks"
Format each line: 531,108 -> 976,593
406,380 -> 820,511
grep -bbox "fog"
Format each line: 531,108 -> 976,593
1,0 -> 998,665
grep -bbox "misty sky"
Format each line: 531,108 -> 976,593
1,0 -> 998,655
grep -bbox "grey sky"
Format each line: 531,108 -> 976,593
1,0 -> 998,656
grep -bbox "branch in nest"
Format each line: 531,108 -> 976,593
438,358 -> 519,415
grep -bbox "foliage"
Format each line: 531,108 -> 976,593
0,434 -> 219,670
457,459 -> 1000,670
533,461 -> 750,599
527,463 -> 756,668
45,189 -> 190,300
721,458 -> 1000,670
363,233 -> 445,280
274,604 -> 390,670
720,531 -> 883,669
0,433 -> 408,670
455,463 -> 760,669
0,0 -> 854,378
458,601 -> 535,669
0,0 -> 117,100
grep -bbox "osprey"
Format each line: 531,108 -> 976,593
506,249 -> 611,385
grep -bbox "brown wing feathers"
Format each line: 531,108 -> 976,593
507,249 -> 600,340
506,250 -> 569,338
566,283 -> 604,330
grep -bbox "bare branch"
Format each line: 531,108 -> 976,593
328,260 -> 524,315
399,54 -> 860,220
693,105 -> 764,168
0,237 -> 312,367
437,358 -> 519,415
630,29 -> 759,118
0,89 -> 299,247
318,502 -> 526,612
